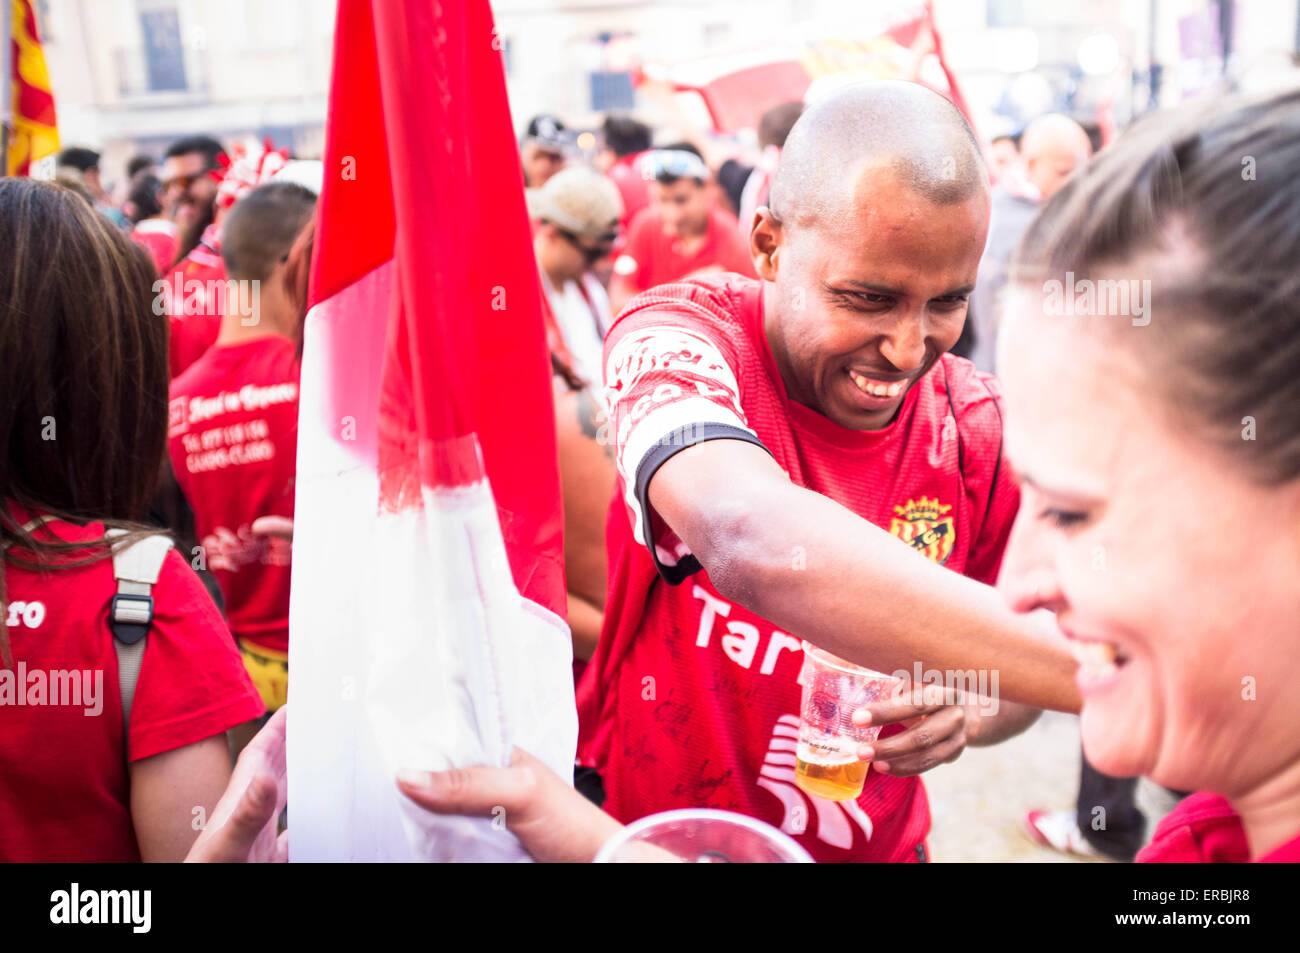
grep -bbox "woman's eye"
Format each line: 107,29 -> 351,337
1038,507 -> 1090,530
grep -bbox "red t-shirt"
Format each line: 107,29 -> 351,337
1135,791 -> 1300,862
0,515 -> 264,862
164,225 -> 226,379
607,151 -> 650,233
576,275 -> 1018,862
615,206 -> 757,293
130,219 -> 178,276
1135,792 -> 1251,863
168,336 -> 299,654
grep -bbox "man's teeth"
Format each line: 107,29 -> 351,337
850,372 -> 903,398
1070,639 -> 1122,678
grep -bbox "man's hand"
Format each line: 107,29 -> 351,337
396,748 -> 624,863
852,683 -> 968,777
185,708 -> 288,863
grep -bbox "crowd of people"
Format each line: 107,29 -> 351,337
1,76 -> 1298,865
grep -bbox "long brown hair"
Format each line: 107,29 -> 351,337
1011,87 -> 1300,485
0,179 -> 169,666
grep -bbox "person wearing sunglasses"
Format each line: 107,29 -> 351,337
609,146 -> 757,314
161,135 -> 228,267
528,166 -> 624,389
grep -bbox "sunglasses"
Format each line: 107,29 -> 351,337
162,173 -> 203,193
640,149 -> 709,184
556,227 -> 618,265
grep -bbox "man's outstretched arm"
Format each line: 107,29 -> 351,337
647,438 -> 1080,713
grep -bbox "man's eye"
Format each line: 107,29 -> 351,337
834,291 -> 891,307
1038,507 -> 1089,530
933,296 -> 969,309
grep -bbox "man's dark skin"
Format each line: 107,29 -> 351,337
644,84 -> 1080,775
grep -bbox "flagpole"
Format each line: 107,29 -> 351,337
1,0 -> 12,176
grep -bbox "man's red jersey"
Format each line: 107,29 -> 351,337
615,206 -> 757,293
607,151 -> 650,233
168,337 -> 299,654
576,274 -> 1018,862
164,224 -> 226,378
0,512 -> 264,861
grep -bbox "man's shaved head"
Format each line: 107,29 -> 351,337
1018,112 -> 1091,200
1019,112 -> 1092,160
769,80 -> 987,230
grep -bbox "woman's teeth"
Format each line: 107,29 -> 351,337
1070,639 -> 1124,679
850,371 -> 903,398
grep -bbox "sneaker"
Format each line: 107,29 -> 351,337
1023,808 -> 1107,860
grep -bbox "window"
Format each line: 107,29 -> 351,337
139,4 -> 188,92
590,71 -> 634,111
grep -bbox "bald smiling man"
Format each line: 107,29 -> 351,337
575,81 -> 1081,862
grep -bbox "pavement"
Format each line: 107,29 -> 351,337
923,710 -> 1180,863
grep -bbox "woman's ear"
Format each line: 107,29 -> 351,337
750,207 -> 783,281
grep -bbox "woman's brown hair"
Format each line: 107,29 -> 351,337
0,178 -> 169,665
1010,86 -> 1300,485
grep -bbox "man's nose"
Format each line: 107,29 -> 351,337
878,316 -> 927,373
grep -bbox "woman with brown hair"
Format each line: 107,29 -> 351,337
995,85 -> 1300,861
0,178 -> 265,862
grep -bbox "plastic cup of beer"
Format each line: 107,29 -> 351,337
794,641 -> 903,801
593,809 -> 814,863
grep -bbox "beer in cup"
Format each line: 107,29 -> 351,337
794,641 -> 903,801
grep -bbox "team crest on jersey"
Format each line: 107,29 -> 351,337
889,497 -> 955,565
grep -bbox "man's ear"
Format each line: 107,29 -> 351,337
750,207 -> 783,281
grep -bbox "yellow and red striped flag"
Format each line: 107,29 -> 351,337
6,0 -> 59,176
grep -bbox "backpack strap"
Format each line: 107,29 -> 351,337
106,529 -> 174,751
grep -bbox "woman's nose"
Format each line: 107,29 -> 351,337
998,510 -> 1060,614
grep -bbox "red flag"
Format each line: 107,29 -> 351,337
309,0 -> 564,610
289,0 -> 575,861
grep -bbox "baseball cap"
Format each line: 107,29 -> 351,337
523,115 -> 571,154
526,166 -> 624,241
